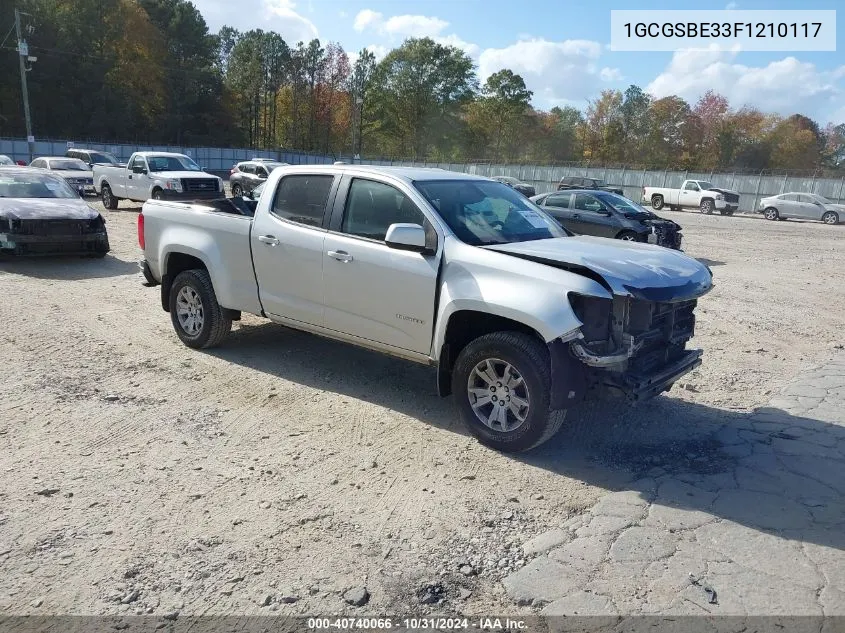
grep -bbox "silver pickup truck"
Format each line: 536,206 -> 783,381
139,166 -> 713,452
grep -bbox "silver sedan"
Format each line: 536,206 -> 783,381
758,192 -> 843,224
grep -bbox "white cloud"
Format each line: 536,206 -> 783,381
191,0 -> 317,43
600,67 -> 623,82
351,9 -> 477,56
347,44 -> 389,67
725,2 -> 738,9
647,48 -> 845,122
478,39 -> 605,105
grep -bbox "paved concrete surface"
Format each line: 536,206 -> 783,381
504,353 -> 845,617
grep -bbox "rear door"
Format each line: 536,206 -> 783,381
250,173 -> 338,326
539,193 -> 574,228
321,176 -> 441,355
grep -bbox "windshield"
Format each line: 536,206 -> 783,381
0,155 -> 14,166
809,194 -> 832,204
415,179 -> 566,246
48,159 -> 89,171
90,152 -> 118,164
0,173 -> 78,198
595,192 -> 655,217
147,155 -> 201,172
251,183 -> 265,198
697,181 -> 715,190
592,179 -> 606,187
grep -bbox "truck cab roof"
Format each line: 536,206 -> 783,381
273,164 -> 486,184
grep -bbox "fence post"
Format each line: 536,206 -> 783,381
781,173 -> 789,194
661,167 -> 668,187
752,170 -> 764,213
619,166 -> 626,196
810,170 -> 817,194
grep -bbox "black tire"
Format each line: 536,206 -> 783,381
231,183 -> 243,197
763,207 -> 779,221
617,231 -> 641,242
169,269 -> 231,349
700,199 -> 714,214
152,188 -> 163,200
724,209 -> 734,216
822,211 -> 839,225
451,331 -> 567,453
651,195 -> 664,210
101,184 -> 118,210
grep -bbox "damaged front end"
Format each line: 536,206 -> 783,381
566,293 -> 702,402
0,216 -> 110,256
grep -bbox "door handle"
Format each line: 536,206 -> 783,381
128,175 -> 132,180
572,213 -> 581,218
327,250 -> 353,263
258,235 -> 280,246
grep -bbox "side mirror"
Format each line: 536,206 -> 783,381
385,223 -> 429,254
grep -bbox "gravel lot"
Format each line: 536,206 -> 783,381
0,199 -> 843,617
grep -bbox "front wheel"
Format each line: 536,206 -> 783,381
617,231 -> 640,242
451,332 -> 567,453
231,183 -> 243,197
152,188 -> 163,200
700,199 -> 714,214
822,211 -> 839,225
169,269 -> 232,349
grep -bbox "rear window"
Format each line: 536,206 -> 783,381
271,175 -> 334,227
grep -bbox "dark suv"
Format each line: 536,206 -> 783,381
557,176 -> 624,196
531,190 -> 682,249
229,160 -> 287,196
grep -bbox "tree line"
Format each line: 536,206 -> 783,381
1,0 -> 843,171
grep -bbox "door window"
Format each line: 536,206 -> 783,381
256,167 -> 269,179
544,194 -> 571,209
129,156 -> 147,172
240,163 -> 255,175
798,194 -> 817,204
271,174 -> 334,227
341,179 -> 426,242
781,194 -> 798,201
683,182 -> 700,191
572,193 -> 606,213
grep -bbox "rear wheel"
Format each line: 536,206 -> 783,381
452,332 -> 567,453
700,199 -> 714,214
764,207 -> 779,221
152,188 -> 163,200
651,195 -> 664,210
101,184 -> 118,210
822,211 -> 839,225
169,269 -> 232,349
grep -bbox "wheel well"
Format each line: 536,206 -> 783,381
437,310 -> 542,397
700,196 -> 714,204
160,253 -> 207,312
651,193 -> 663,200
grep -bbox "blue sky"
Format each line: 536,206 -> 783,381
192,0 -> 845,124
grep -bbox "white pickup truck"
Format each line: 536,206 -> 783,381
642,180 -> 740,215
94,151 -> 223,210
138,165 -> 713,452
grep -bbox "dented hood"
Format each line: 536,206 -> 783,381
484,236 -> 713,302
0,198 -> 99,221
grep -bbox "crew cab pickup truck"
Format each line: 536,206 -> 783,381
139,166 -> 713,452
642,180 -> 739,215
94,152 -> 223,210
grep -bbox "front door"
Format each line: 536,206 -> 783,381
796,194 -> 823,220
127,155 -> 148,200
540,193 -> 574,229
250,173 -> 336,326
679,182 -> 700,207
322,177 -> 440,355
570,193 -> 617,237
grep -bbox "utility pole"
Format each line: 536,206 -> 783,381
15,9 -> 34,162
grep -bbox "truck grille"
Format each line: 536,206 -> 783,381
724,193 -> 739,204
181,178 -> 219,193
623,298 -> 697,375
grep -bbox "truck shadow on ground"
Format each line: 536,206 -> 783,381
208,320 -> 844,553
0,253 -> 140,280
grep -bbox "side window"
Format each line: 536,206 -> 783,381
271,174 -> 334,227
31,159 -> 44,168
341,178 -> 426,242
781,194 -> 798,201
683,182 -> 700,191
798,194 -> 816,204
572,194 -> 605,213
544,194 -> 571,209
256,167 -> 269,179
129,156 -> 146,172
562,177 -> 575,186
240,163 -> 255,175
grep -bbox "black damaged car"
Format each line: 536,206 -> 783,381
530,189 -> 683,249
0,167 -> 110,257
